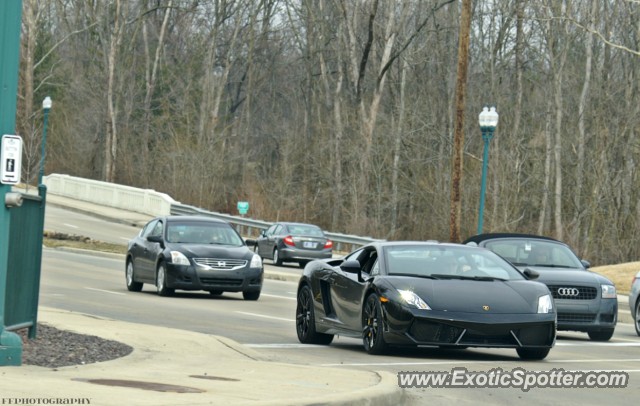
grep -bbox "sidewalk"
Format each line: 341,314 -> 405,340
1,307 -> 402,405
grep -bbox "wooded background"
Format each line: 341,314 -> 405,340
17,0 -> 640,266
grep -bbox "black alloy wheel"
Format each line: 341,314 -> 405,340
516,348 -> 550,360
635,299 -> 640,337
362,293 -> 389,355
243,290 -> 261,301
273,248 -> 283,266
156,263 -> 175,297
588,329 -> 615,341
296,285 -> 333,344
125,260 -> 143,292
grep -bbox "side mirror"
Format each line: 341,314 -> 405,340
523,268 -> 540,280
147,235 -> 163,244
340,260 -> 361,274
245,238 -> 257,247
581,260 -> 591,269
260,230 -> 265,236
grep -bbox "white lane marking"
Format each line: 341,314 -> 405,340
556,342 -> 640,346
64,223 -> 78,228
245,344 -> 328,348
84,287 -> 126,296
43,294 -> 65,296
235,311 -> 295,322
287,292 -> 297,294
120,237 -> 131,241
318,358 -> 640,367
261,293 -> 296,301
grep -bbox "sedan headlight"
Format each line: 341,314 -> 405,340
601,284 -> 616,299
250,254 -> 262,268
398,290 -> 431,310
537,294 -> 553,313
170,251 -> 190,266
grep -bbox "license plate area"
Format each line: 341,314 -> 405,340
303,241 -> 317,249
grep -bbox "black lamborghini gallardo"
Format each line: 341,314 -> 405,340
295,241 -> 556,360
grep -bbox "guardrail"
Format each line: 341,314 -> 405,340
44,174 -> 177,217
170,203 -> 385,252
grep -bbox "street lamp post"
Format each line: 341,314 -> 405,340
477,105 -> 499,235
38,96 -> 52,185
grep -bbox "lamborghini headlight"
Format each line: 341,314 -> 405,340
398,290 -> 431,310
537,294 -> 553,313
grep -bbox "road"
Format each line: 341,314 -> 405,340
40,207 -> 640,405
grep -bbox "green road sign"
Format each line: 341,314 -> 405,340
237,201 -> 249,214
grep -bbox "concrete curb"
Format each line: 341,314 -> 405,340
46,201 -> 149,228
48,246 -> 299,283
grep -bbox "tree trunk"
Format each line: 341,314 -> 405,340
390,58 -> 408,238
538,101 -> 553,235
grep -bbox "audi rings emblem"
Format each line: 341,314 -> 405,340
557,288 -> 580,296
217,261 -> 226,268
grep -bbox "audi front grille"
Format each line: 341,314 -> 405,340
193,258 -> 248,270
547,285 -> 598,300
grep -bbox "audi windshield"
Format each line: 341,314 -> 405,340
484,240 -> 583,268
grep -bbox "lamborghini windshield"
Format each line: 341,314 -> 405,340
384,245 -> 525,280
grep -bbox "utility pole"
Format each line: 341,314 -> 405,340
449,0 -> 473,243
0,0 -> 25,365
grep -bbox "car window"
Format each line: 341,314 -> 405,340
370,259 -> 380,276
274,225 -> 283,235
141,220 -> 158,238
287,225 -> 324,236
265,225 -> 277,236
345,249 -> 363,263
166,222 -> 244,246
383,245 -> 525,280
150,220 -> 164,237
484,240 -> 583,268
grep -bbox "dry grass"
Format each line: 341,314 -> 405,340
590,262 -> 640,295
43,237 -> 127,255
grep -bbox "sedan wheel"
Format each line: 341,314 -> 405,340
635,299 -> 640,337
362,293 -> 389,355
125,261 -> 143,292
273,248 -> 283,266
243,290 -> 261,301
588,329 -> 615,341
156,263 -> 175,297
296,285 -> 333,344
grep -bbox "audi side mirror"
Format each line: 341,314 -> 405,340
340,260 -> 361,274
523,268 -> 540,280
580,260 -> 591,269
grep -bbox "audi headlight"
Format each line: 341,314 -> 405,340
398,290 -> 431,310
537,294 -> 553,313
601,284 -> 616,299
170,251 -> 190,266
250,254 -> 262,268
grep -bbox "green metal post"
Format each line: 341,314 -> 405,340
38,107 -> 50,185
0,0 -> 25,366
477,128 -> 494,235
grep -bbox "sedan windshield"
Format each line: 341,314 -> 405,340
384,245 -> 525,280
484,239 -> 583,268
166,222 -> 244,246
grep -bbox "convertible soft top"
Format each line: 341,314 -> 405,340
462,233 -> 559,245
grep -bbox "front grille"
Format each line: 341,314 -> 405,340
557,313 -> 596,323
516,324 -> 554,346
200,278 -> 243,287
409,320 -> 462,343
458,328 -> 518,346
194,258 -> 247,270
548,285 -> 597,300
600,314 -> 615,323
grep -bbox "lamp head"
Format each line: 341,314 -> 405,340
43,96 -> 52,111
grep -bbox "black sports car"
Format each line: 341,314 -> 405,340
296,241 -> 556,360
256,222 -> 333,267
463,233 -> 618,341
125,216 -> 264,300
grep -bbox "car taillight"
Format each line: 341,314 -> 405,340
284,236 -> 295,246
324,239 -> 333,249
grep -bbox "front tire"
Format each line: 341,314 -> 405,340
635,299 -> 640,337
156,263 -> 174,297
516,348 -> 550,360
126,260 -> 143,292
363,293 -> 389,355
588,329 -> 615,341
296,285 -> 334,344
243,290 -> 261,301
273,248 -> 283,266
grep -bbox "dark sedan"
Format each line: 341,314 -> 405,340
125,216 -> 264,300
296,241 -> 556,360
256,222 -> 333,267
463,233 -> 617,341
